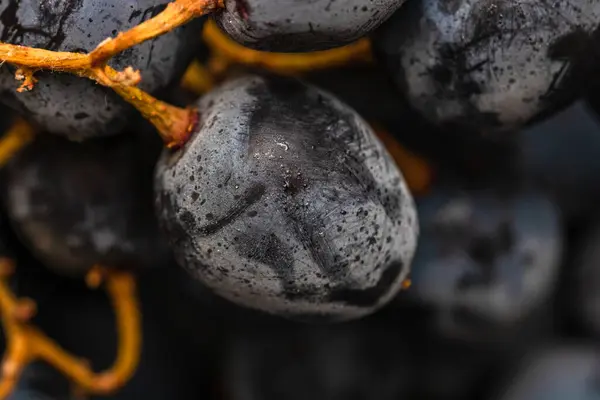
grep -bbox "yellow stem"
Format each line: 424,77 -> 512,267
112,83 -> 198,148
90,0 -> 224,67
0,0 -> 224,90
180,60 -> 216,95
0,260 -> 142,399
0,44 -> 141,90
0,118 -> 36,168
181,21 -> 374,97
0,42 -> 198,149
202,19 -> 373,76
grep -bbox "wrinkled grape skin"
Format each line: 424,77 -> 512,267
0,0 -> 202,141
408,186 -> 562,341
4,134 -> 171,277
215,0 -> 406,52
374,0 -> 600,133
155,74 -> 418,321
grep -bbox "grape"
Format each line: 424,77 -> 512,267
154,74 -> 418,321
4,133 -> 171,277
373,0 -> 600,133
215,0 -> 407,52
0,0 -> 203,141
405,183 -> 562,341
493,345 -> 600,400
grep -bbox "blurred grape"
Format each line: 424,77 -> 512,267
401,183 -> 562,343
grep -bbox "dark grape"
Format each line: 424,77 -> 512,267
4,133 -> 171,277
374,0 -> 600,133
0,0 -> 203,140
405,184 -> 562,341
155,74 -> 418,321
215,0 -> 406,52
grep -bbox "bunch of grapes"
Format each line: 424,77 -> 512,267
0,0 -> 595,399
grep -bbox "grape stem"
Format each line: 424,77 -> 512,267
0,0 -> 217,148
0,45 -> 142,90
0,118 -> 36,169
112,83 -> 198,149
0,261 -> 141,399
90,0 -> 224,67
202,19 -> 373,79
179,20 -> 373,97
0,49 -> 198,148
180,60 -> 217,95
0,0 -> 223,88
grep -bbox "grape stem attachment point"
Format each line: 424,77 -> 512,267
0,260 -> 142,399
0,48 -> 199,149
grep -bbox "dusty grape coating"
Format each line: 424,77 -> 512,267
214,0 -> 406,52
155,74 -> 418,321
0,0 -> 203,140
4,133 -> 171,277
408,186 -> 562,340
374,0 -> 600,133
494,346 -> 600,400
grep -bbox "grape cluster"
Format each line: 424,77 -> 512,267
0,0 -> 595,399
